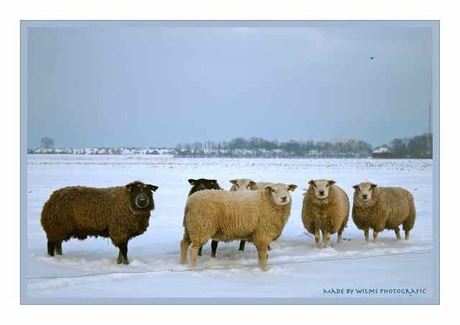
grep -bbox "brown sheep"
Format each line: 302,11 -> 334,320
301,179 -> 350,248
40,181 -> 158,264
352,181 -> 416,242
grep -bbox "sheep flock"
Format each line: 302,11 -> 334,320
40,177 -> 416,271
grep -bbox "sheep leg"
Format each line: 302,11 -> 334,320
364,228 -> 369,241
394,226 -> 401,240
190,242 -> 204,269
337,230 -> 343,243
323,232 -> 331,248
405,230 -> 410,240
116,242 -> 129,265
314,229 -> 321,248
239,240 -> 246,252
180,232 -> 191,265
372,230 -> 379,243
255,244 -> 270,271
211,240 -> 218,257
55,242 -> 63,255
47,241 -> 55,257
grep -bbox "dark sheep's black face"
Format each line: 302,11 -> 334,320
125,181 -> 158,213
188,178 -> 222,196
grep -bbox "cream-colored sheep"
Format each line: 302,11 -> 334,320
301,179 -> 350,248
229,178 -> 257,191
253,181 -> 275,190
180,183 -> 297,271
228,179 -> 275,252
352,181 -> 416,242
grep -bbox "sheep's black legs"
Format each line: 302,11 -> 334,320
47,241 -> 55,257
238,240 -> 246,252
55,242 -> 63,255
211,240 -> 218,257
117,242 -> 129,265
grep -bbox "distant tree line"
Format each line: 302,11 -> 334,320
29,134 -> 433,159
387,133 -> 433,158
175,137 -> 373,158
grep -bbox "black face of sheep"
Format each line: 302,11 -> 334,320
188,178 -> 222,196
126,181 -> 158,214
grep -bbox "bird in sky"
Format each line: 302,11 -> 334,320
370,56 -> 375,60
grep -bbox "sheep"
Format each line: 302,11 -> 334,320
187,178 -> 223,257
229,179 -> 275,252
252,181 -> 275,190
229,178 -> 258,191
180,183 -> 297,271
188,178 -> 222,197
301,179 -> 350,248
40,181 -> 158,264
352,181 -> 416,242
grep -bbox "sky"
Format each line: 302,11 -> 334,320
26,22 -> 435,148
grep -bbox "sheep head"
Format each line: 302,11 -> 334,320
125,181 -> 158,214
265,183 -> 297,205
308,179 -> 336,200
352,181 -> 377,202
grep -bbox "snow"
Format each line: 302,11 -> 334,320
373,146 -> 391,153
24,155 -> 436,303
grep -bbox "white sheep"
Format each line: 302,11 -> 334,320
180,183 -> 298,271
229,178 -> 257,191
352,181 -> 416,242
252,181 -> 275,190
301,179 -> 350,248
228,179 -> 276,252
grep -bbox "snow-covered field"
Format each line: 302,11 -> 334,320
23,155 -> 437,303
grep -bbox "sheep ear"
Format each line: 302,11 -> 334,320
188,179 -> 196,185
230,179 -> 237,185
352,185 -> 359,191
249,181 -> 256,186
288,184 -> 298,191
148,184 -> 159,192
308,180 -> 315,186
125,182 -> 136,191
328,180 -> 336,186
265,186 -> 273,192
371,183 -> 378,189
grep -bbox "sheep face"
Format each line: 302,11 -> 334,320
125,181 -> 158,213
188,178 -> 222,196
308,179 -> 336,200
353,182 -> 377,202
229,178 -> 256,191
265,183 -> 298,205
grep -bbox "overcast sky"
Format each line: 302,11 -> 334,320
26,22 -> 435,148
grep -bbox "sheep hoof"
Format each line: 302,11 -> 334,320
259,264 -> 271,272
